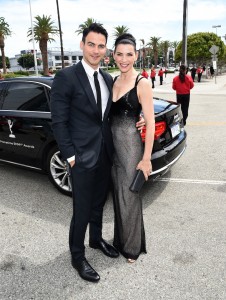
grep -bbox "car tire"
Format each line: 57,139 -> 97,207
47,145 -> 72,196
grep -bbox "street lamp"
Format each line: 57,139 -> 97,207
212,25 -> 221,35
29,0 -> 38,76
56,0 -> 65,68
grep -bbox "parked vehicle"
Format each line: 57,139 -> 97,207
167,67 -> 176,73
0,77 -> 186,196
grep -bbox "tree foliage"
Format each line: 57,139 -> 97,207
0,56 -> 10,68
0,17 -> 12,73
17,54 -> 41,70
147,36 -> 161,67
75,18 -> 102,35
175,32 -> 225,64
27,15 -> 58,75
112,25 -> 129,38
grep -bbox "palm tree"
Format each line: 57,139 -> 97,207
27,15 -> 59,75
0,17 -> 12,74
161,40 -> 171,67
75,18 -> 102,35
171,41 -> 180,63
140,39 -> 146,69
172,41 -> 179,51
112,25 -> 130,51
112,25 -> 129,39
147,36 -> 161,67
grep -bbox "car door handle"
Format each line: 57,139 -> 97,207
31,125 -> 44,129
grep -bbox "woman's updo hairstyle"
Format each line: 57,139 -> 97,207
114,33 -> 136,53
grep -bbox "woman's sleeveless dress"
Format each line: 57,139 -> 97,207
110,75 -> 147,260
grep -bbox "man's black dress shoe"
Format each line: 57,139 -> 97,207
89,239 -> 119,258
71,258 -> 100,283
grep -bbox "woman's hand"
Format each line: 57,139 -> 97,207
136,159 -> 152,181
136,116 -> 145,131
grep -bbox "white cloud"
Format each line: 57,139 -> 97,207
1,0 -> 226,58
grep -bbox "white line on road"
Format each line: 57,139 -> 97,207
156,178 -> 226,185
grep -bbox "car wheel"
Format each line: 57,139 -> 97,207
47,146 -> 72,196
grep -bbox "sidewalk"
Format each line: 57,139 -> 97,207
153,71 -> 226,95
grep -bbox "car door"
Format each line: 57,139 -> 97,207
0,81 -> 52,168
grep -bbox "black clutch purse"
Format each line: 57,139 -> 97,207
129,170 -> 146,193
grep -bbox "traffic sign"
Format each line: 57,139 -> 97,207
209,45 -> 219,54
104,57 -> 110,64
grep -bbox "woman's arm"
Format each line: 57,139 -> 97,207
137,78 -> 155,180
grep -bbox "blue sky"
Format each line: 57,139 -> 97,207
1,0 -> 226,58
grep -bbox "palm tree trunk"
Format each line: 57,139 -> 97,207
40,40 -> 49,75
0,46 -> 7,74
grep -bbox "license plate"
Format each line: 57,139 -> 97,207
170,123 -> 180,138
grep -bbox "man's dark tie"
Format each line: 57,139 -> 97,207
93,71 -> 102,117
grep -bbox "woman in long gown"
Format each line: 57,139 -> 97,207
110,33 -> 155,262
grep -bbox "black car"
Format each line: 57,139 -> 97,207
0,77 -> 186,196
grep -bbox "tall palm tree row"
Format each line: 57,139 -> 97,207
0,17 -> 12,74
27,15 -> 59,75
1,15 -> 180,74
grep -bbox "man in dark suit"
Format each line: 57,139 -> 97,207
50,23 -> 119,283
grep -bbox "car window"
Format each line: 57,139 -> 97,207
2,82 -> 50,112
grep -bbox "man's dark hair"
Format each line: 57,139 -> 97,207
114,33 -> 136,52
82,23 -> 108,43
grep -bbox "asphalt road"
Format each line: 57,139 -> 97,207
0,91 -> 226,299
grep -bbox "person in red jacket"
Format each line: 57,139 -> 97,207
172,65 -> 194,125
158,68 -> 164,85
141,68 -> 148,78
196,66 -> 203,82
150,66 -> 156,88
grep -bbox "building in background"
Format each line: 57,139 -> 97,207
9,48 -> 83,72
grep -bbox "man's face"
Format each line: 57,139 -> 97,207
80,31 -> 107,69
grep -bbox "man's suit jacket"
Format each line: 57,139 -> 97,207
50,62 -> 114,169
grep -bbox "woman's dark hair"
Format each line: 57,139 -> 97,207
114,33 -> 136,53
179,65 -> 186,83
82,23 -> 108,43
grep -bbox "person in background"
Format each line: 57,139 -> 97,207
111,33 -> 155,263
150,66 -> 156,88
158,68 -> 164,85
172,65 -> 194,126
196,66 -> 203,82
210,65 -> 214,78
190,65 -> 197,82
164,67 -> 167,78
141,68 -> 148,79
48,67 -> 54,76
